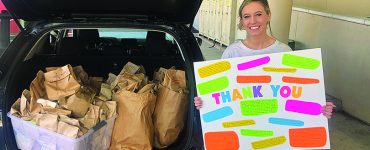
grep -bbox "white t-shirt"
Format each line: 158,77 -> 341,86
221,40 -> 292,59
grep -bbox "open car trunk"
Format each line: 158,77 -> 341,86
1,22 -> 203,149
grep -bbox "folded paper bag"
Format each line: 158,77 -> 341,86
59,115 -> 80,126
37,98 -> 57,108
11,90 -> 41,119
65,96 -> 89,118
44,64 -> 81,100
119,61 -> 141,75
57,121 -> 80,138
10,98 -> 22,118
35,114 -> 59,132
42,107 -> 72,116
98,83 -> 112,101
96,100 -> 117,121
78,104 -> 100,129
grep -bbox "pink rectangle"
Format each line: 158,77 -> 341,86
237,56 -> 270,70
285,100 -> 321,115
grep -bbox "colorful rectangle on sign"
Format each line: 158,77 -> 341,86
251,136 -> 287,149
240,99 -> 278,116
285,100 -> 321,115
198,61 -> 231,78
237,56 -> 270,70
263,67 -> 297,73
282,76 -> 320,84
222,120 -> 255,128
241,129 -> 274,137
236,75 -> 271,83
268,117 -> 304,126
202,106 -> 234,123
197,76 -> 229,95
289,127 -> 327,147
205,131 -> 239,150
282,54 -> 320,69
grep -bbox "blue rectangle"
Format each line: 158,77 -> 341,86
268,117 -> 304,126
202,106 -> 234,123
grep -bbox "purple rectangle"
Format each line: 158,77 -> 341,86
285,100 -> 321,115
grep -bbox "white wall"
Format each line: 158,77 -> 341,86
289,9 -> 370,123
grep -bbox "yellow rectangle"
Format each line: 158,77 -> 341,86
263,67 -> 297,73
251,136 -> 286,149
222,120 -> 255,128
198,61 -> 231,78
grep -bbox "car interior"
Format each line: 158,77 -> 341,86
24,28 -> 185,79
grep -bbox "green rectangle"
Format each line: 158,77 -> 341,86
240,99 -> 278,116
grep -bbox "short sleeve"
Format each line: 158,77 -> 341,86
221,49 -> 232,59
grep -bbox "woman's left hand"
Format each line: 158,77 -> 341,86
321,102 -> 336,119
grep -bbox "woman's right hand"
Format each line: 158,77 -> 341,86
194,97 -> 203,110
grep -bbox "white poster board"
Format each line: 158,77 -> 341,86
193,49 -> 330,150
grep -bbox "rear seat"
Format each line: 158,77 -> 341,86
56,37 -> 83,55
76,29 -> 100,50
121,38 -> 141,55
144,31 -> 171,56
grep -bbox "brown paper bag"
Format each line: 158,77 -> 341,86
110,84 -> 157,150
162,69 -> 186,92
42,107 -> 72,116
57,121 -> 80,138
36,114 -> 59,132
96,100 -> 117,121
153,69 -> 188,148
11,90 -> 33,119
58,97 -> 67,108
43,64 -> 81,100
119,61 -> 141,75
137,65 -> 146,74
65,87 -> 95,118
58,115 -> 80,138
88,77 -> 104,94
78,126 -> 89,137
106,73 -> 117,85
29,71 -> 45,113
111,72 -> 144,91
98,83 -> 112,101
59,115 -> 80,126
153,85 -> 188,148
37,98 -> 57,108
78,104 -> 100,129
10,98 -> 22,118
153,67 -> 167,84
73,65 -> 89,85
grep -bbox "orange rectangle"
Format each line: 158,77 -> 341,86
205,131 -> 239,150
289,127 -> 327,148
237,76 -> 271,83
282,76 -> 319,84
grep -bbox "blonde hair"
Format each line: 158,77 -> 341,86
237,0 -> 271,30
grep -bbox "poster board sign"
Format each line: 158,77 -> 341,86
193,49 -> 330,150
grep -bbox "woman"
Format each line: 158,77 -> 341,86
194,0 -> 335,118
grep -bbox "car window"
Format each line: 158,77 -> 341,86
26,28 -> 180,58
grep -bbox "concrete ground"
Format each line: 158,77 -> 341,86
198,36 -> 370,150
